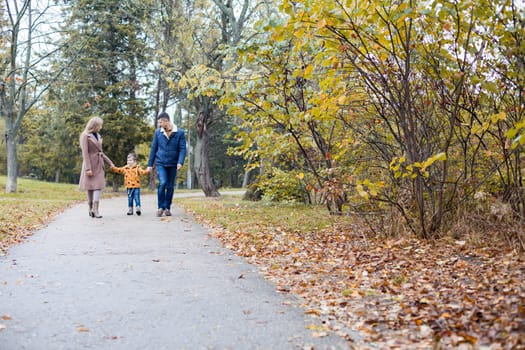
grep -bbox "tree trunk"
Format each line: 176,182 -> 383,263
149,72 -> 163,191
5,127 -> 18,193
195,111 -> 220,197
186,112 -> 192,189
241,168 -> 250,188
241,154 -> 253,188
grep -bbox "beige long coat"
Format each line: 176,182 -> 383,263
79,132 -> 114,191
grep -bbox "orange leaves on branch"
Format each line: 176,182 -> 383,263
316,19 -> 328,29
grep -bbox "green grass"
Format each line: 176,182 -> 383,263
0,177 -> 83,244
176,195 -> 350,234
1,176 -> 86,200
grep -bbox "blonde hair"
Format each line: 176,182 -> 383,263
80,116 -> 103,141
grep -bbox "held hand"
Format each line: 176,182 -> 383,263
177,164 -> 182,170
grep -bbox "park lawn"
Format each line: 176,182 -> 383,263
0,176 -> 88,254
176,195 -> 525,349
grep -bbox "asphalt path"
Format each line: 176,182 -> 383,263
0,193 -> 352,350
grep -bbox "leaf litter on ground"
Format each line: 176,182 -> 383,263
179,196 -> 525,350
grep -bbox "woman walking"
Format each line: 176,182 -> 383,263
79,116 -> 114,218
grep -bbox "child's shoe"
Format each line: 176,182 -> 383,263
136,207 -> 141,216
127,207 -> 133,215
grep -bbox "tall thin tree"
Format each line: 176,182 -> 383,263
0,0 -> 66,192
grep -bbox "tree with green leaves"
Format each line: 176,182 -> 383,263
143,0 -> 193,190
174,0 -> 272,196
219,13 -> 356,211
0,0 -> 68,192
57,0 -> 154,189
18,105 -> 79,183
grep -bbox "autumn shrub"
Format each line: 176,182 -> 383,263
243,184 -> 263,201
219,0 -> 525,242
449,192 -> 525,251
253,169 -> 306,203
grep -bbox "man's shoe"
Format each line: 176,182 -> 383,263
164,209 -> 172,216
136,207 -> 141,216
156,209 -> 164,217
127,207 -> 133,215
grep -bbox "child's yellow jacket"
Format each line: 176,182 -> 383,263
112,165 -> 148,189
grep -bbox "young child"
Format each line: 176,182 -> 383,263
111,153 -> 150,215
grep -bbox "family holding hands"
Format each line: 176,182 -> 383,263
78,112 -> 187,218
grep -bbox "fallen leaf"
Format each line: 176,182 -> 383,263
304,309 -> 321,316
103,335 -> 120,340
419,325 -> 432,337
306,324 -> 329,332
312,331 -> 329,338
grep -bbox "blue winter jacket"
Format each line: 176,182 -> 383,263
147,126 -> 187,168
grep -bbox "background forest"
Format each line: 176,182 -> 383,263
1,0 -> 524,243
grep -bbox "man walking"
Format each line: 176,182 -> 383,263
147,112 -> 187,217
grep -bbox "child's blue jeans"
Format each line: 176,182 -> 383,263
127,188 -> 141,207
